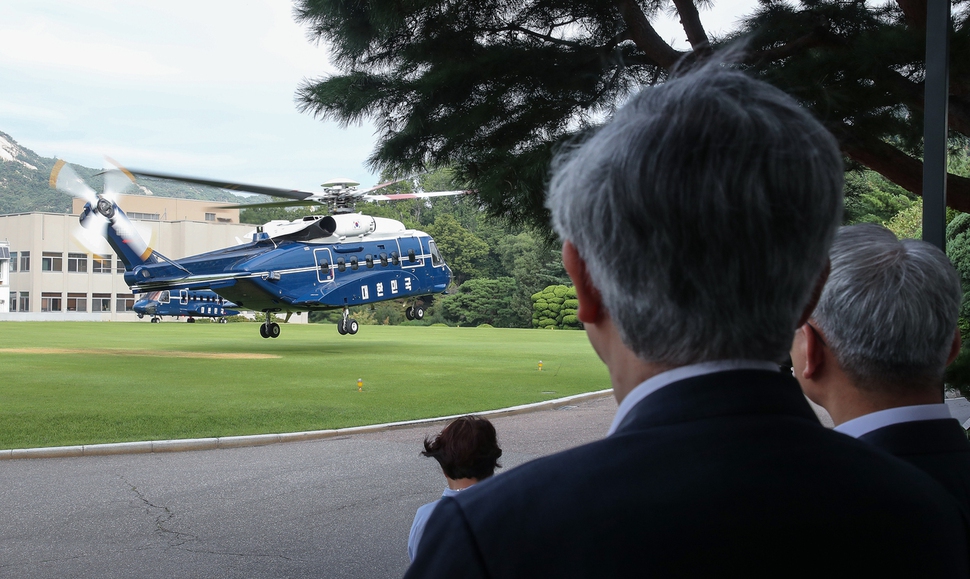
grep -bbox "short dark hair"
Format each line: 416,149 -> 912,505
422,415 -> 502,480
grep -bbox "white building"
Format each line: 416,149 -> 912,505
0,195 -> 256,321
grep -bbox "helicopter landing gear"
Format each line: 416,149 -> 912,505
151,316 -> 160,323
260,313 -> 280,338
186,316 -> 196,323
405,304 -> 425,321
337,307 -> 358,335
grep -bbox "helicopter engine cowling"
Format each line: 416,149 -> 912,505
326,214 -> 377,238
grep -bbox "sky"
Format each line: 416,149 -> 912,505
0,0 -> 758,195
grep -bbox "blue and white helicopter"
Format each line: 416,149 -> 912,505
133,289 -> 240,323
51,161 -> 462,338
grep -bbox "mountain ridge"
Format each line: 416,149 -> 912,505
0,131 -> 257,215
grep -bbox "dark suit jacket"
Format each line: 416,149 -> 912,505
860,418 -> 970,513
404,370 -> 969,578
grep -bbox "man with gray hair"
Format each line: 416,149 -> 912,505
404,62 -> 968,578
792,223 -> 970,509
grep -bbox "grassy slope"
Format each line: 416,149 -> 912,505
0,323 -> 608,449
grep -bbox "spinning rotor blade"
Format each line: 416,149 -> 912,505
126,168 -> 318,201
50,159 -> 98,205
100,156 -> 137,203
213,199 -> 327,210
366,190 -> 474,201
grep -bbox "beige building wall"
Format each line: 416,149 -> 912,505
0,201 -> 256,321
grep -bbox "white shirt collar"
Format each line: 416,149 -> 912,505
607,360 -> 782,436
834,403 -> 954,438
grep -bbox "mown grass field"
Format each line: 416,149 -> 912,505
0,322 -> 609,449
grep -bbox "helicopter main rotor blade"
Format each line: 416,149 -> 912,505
126,169 -> 319,201
365,190 -> 474,201
211,199 -> 327,210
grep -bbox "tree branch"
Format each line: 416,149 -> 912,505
614,0 -> 685,69
671,0 -> 711,55
840,132 -> 970,212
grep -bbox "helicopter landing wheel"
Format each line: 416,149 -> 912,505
269,322 -> 281,338
405,306 -> 414,320
337,321 -> 347,335
260,324 -> 269,338
151,317 -> 160,323
413,306 -> 425,320
219,317 -> 228,324
187,317 -> 196,323
347,319 -> 359,335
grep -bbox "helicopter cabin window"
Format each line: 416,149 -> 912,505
350,256 -> 359,270
337,257 -> 346,272
365,255 -> 374,268
380,252 -> 388,267
429,241 -> 443,267
160,291 -> 171,303
391,251 -> 400,266
407,249 -> 416,263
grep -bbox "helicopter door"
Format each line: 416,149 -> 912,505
314,248 -> 335,283
180,289 -> 188,305
397,237 -> 424,269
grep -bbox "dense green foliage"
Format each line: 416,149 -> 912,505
532,285 -> 581,330
0,322 -> 607,449
294,0 -> 970,233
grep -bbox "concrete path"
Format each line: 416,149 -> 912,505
0,395 -> 617,579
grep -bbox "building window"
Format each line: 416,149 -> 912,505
67,253 -> 88,273
67,293 -> 87,312
92,293 -> 111,312
116,293 -> 135,312
10,291 -> 16,311
20,251 -> 30,272
42,252 -> 63,272
116,259 -> 125,274
41,292 -> 62,312
205,212 -> 216,221
129,212 -> 160,221
10,252 -> 16,273
93,255 -> 112,273
19,292 -> 28,311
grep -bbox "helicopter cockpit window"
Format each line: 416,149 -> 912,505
365,255 -> 374,269
380,252 -> 388,267
391,251 -> 400,266
337,257 -> 346,272
429,241 -> 443,267
350,256 -> 359,270
408,249 -> 416,263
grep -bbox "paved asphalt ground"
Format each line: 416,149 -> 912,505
0,395 -> 618,579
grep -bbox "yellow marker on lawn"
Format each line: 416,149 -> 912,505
357,378 -> 363,392
538,360 -> 543,372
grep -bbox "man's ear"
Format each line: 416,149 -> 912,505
799,324 -> 827,380
947,328 -> 962,366
797,259 -> 830,328
562,241 -> 603,324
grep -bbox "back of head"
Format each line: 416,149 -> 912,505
422,415 -> 502,480
546,58 -> 843,365
813,223 -> 962,393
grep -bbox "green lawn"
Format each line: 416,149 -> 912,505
0,322 -> 609,449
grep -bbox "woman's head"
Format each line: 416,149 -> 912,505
422,415 -> 502,481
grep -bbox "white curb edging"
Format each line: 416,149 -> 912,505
0,390 -> 613,460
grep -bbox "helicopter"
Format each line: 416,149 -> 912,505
50,160 -> 465,338
133,289 -> 240,323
